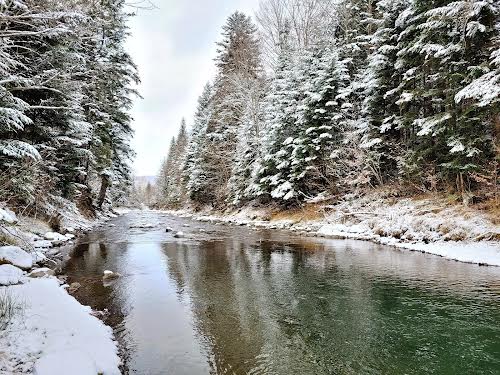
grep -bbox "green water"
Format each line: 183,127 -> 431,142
63,211 -> 500,374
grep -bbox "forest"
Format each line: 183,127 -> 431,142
157,0 -> 500,210
0,0 -> 137,218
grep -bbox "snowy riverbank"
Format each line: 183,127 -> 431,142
0,206 -> 122,375
167,195 -> 500,266
0,278 -> 121,375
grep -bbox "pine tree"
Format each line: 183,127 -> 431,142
184,83 -> 214,204
255,46 -> 300,201
392,0 -> 498,193
257,45 -> 350,202
228,76 -> 267,205
158,137 -> 177,206
360,0 -> 411,185
0,0 -> 138,212
158,120 -> 189,208
200,12 -> 261,206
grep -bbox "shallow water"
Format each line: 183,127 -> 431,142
63,211 -> 500,374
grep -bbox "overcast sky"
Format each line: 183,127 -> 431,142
126,0 -> 260,177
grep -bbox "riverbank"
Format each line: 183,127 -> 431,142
166,193 -> 500,266
0,205 -> 122,375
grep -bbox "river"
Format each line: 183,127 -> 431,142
62,210 -> 500,374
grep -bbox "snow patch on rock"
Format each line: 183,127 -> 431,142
0,246 -> 33,270
0,264 -> 24,286
0,208 -> 17,224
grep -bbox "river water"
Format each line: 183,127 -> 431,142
63,210 -> 500,375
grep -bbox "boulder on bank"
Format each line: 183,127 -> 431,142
44,232 -> 65,241
0,264 -> 24,285
0,246 -> 33,270
29,267 -> 55,278
165,226 -> 173,232
173,231 -> 184,238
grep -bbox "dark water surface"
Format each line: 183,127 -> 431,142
63,211 -> 500,375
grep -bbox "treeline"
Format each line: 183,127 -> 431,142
0,0 -> 137,216
159,0 -> 500,209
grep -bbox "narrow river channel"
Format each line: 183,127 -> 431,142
62,210 -> 500,375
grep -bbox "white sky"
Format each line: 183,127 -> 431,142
126,0 -> 261,177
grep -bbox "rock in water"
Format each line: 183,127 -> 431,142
173,231 -> 184,238
68,282 -> 81,293
0,264 -> 24,285
0,246 -> 33,270
103,270 -> 121,281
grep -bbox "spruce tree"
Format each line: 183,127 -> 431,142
201,12 -> 261,206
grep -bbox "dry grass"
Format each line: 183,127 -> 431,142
270,204 -> 324,222
475,198 -> 500,225
0,290 -> 22,330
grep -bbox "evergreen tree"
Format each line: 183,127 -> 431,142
360,0 -> 411,184
0,0 -> 138,213
392,0 -> 498,193
228,76 -> 267,205
257,46 -> 350,202
184,84 -> 213,204
201,12 -> 261,206
158,120 -> 189,207
255,46 -> 300,201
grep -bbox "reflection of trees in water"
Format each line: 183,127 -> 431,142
63,216 -> 500,375
160,233 -> 383,374
63,241 -> 128,327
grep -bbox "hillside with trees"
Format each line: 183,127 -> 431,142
0,0 -> 138,219
158,0 -> 499,211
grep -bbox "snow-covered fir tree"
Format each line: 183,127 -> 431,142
158,120 -> 189,208
388,0 -> 499,193
184,83 -> 214,204
199,11 -> 262,206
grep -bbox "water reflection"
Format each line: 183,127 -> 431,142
63,211 -> 500,375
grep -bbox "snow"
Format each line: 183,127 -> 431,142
393,241 -> 500,266
0,208 -> 18,224
34,350 -> 97,375
173,231 -> 185,238
317,224 -> 500,266
0,278 -> 120,375
44,232 -> 71,242
0,264 -> 24,286
0,246 -> 33,270
415,113 -> 452,136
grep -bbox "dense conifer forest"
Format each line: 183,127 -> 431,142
0,0 -> 137,216
158,0 -> 499,209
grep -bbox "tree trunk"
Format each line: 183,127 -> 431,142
97,174 -> 110,208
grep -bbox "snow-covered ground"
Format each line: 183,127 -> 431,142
0,277 -> 120,375
0,206 -> 122,375
166,195 -> 500,266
